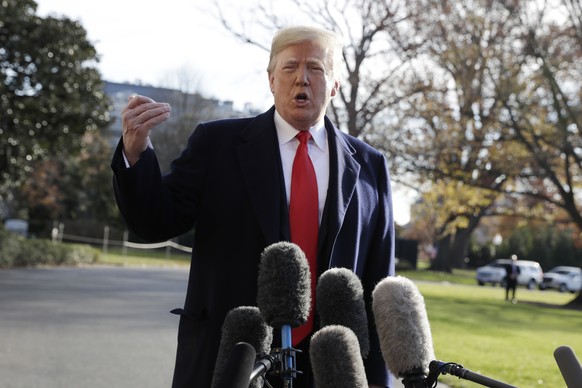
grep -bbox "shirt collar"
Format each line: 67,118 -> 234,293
274,110 -> 326,151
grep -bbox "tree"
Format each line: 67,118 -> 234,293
0,0 -> 111,217
377,0 -> 581,274
380,0 -> 530,270
491,1 -> 582,230
492,0 -> 582,305
15,129 -> 120,236
413,180 -> 501,271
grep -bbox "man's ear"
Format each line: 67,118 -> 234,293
331,80 -> 340,97
268,73 -> 275,94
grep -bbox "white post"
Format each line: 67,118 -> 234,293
58,223 -> 64,243
51,221 -> 58,244
103,226 -> 110,258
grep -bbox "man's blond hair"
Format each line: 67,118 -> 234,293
267,26 -> 343,79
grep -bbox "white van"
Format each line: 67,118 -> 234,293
476,259 -> 543,289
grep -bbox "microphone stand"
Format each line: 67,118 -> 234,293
279,325 -> 302,387
249,327 -> 302,388
427,360 -> 518,388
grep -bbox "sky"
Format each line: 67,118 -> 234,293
36,0 -> 273,110
34,0 -> 413,224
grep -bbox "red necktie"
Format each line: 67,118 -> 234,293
289,130 -> 318,346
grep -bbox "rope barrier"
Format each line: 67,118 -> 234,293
61,232 -> 192,253
123,240 -> 192,253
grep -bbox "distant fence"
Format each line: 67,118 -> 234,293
54,223 -> 417,264
54,223 -> 192,258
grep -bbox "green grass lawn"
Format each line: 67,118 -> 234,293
399,267 -> 477,285
409,279 -> 581,387
98,247 -> 191,267
96,251 -> 580,386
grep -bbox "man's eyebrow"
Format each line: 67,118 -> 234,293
307,58 -> 325,66
281,57 -> 324,64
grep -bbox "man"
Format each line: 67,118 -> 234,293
112,26 -> 394,387
505,255 -> 520,303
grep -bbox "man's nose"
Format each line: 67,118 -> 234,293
295,67 -> 309,86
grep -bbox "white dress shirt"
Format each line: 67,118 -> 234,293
274,110 -> 330,224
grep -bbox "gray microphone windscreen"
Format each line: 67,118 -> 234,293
211,306 -> 273,388
316,267 -> 370,357
372,276 -> 435,377
257,241 -> 311,328
554,345 -> 582,388
310,325 -> 368,388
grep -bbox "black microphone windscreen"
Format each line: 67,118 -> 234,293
310,325 -> 368,388
316,267 -> 370,358
372,276 -> 435,377
211,306 -> 273,388
554,345 -> 582,388
257,241 -> 311,328
213,342 -> 257,388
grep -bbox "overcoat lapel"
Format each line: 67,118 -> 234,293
321,118 -> 360,268
236,108 -> 283,245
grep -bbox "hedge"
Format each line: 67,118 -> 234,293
0,229 -> 99,268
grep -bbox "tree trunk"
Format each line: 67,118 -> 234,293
451,227 -> 471,268
431,235 -> 453,273
450,212 -> 484,268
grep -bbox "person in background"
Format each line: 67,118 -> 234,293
505,254 -> 520,303
111,25 -> 395,388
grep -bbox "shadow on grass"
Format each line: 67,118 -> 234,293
519,298 -> 582,311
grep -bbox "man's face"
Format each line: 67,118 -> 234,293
269,41 -> 339,131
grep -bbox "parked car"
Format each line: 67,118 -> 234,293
476,260 -> 507,287
476,258 -> 543,289
539,266 -> 582,293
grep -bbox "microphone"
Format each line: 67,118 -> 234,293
373,276 -> 517,388
210,306 -> 273,388
310,325 -> 368,388
316,267 -> 370,358
428,361 -> 517,388
257,241 -> 311,384
372,276 -> 435,386
213,342 -> 257,388
554,345 -> 582,387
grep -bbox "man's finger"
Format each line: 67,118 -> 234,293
126,94 -> 156,108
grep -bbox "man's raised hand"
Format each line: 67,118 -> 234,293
121,95 -> 171,165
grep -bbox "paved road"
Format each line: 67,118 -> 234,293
0,266 -> 188,388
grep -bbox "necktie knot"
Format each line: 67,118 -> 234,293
296,130 -> 311,145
